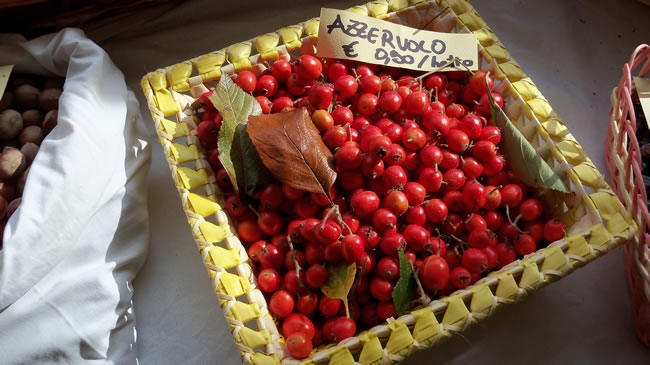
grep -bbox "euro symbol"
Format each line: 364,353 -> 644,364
342,41 -> 359,57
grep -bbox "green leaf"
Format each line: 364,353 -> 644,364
211,75 -> 269,198
321,262 -> 356,318
231,124 -> 274,197
487,77 -> 570,193
392,248 -> 417,316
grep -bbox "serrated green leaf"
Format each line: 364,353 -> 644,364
487,77 -> 570,193
211,75 -> 267,198
321,262 -> 356,318
392,248 -> 417,316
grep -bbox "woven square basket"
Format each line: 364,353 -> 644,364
140,0 -> 637,363
605,43 -> 650,347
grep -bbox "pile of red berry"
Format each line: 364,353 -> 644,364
193,54 -> 567,359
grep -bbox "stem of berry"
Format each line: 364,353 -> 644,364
287,235 -> 309,290
504,204 -> 526,233
410,261 -> 432,306
447,233 -> 469,252
322,203 -> 353,235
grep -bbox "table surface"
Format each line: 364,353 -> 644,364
87,0 -> 650,364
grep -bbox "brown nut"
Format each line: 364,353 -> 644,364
22,109 -> 43,127
14,84 -> 40,109
0,181 -> 19,202
19,125 -> 44,147
38,88 -> 62,112
20,142 -> 39,165
0,146 -> 27,180
0,109 -> 23,140
41,109 -> 58,135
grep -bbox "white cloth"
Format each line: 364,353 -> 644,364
0,28 -> 151,364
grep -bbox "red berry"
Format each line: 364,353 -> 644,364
445,128 -> 470,153
282,312 -> 316,339
269,289 -> 294,318
295,55 -> 323,81
379,230 -> 406,257
418,167 -> 443,193
257,268 -> 281,292
271,60 -> 292,82
513,233 -> 537,256
308,83 -> 334,110
382,190 -> 409,215
326,61 -> 349,82
500,183 -> 524,209
255,74 -> 279,97
424,198 -> 448,223
257,210 -> 283,236
382,165 -> 408,190
544,219 -> 566,242
350,189 -> 380,217
442,168 -> 466,191
356,93 -> 380,116
494,242 -> 517,267
296,292 -> 319,315
462,180 -> 487,212
286,332 -> 313,359
259,243 -> 284,269
459,157 -> 484,179
359,74 -> 382,94
330,316 -> 357,342
371,208 -> 398,233
370,278 -> 394,302
319,295 -> 342,318
450,266 -> 472,289
467,228 -> 498,249
418,255 -> 450,291
403,181 -> 427,205
379,90 -> 403,113
305,264 -> 329,288
314,220 -> 342,245
196,119 -> 221,149
335,141 -> 363,169
237,220 -> 263,243
235,70 -> 257,93
469,71 -> 494,95
376,256 -> 400,280
404,91 -> 429,116
402,127 -> 427,150
333,74 -> 358,100
461,247 -> 488,274
518,198 -> 544,222
341,234 -> 365,263
420,145 -> 443,168
403,224 -> 430,252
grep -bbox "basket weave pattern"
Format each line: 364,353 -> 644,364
141,0 -> 637,363
605,44 -> 650,347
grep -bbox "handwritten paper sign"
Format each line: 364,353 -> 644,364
634,76 -> 650,130
316,8 -> 478,72
0,65 -> 13,99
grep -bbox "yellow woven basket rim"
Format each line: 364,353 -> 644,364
140,1 -> 638,364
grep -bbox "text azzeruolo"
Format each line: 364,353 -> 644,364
326,13 -> 474,68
